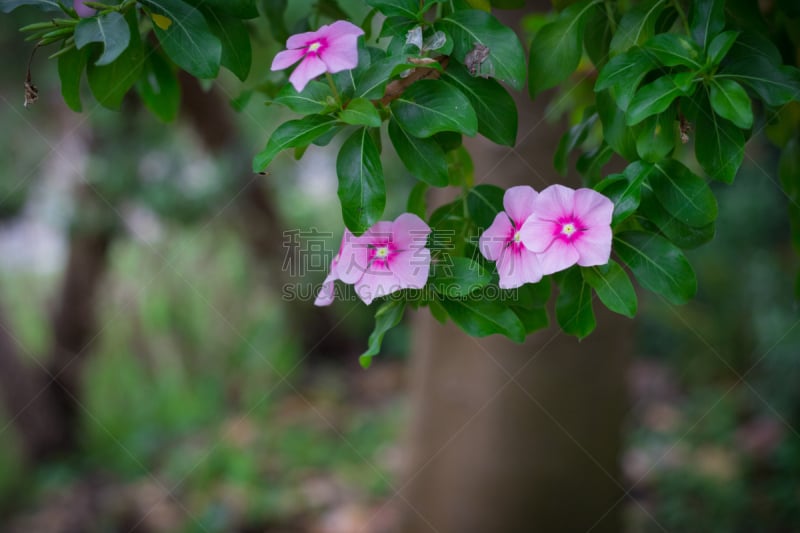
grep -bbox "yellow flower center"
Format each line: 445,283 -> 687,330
561,223 -> 576,236
307,41 -> 322,53
513,231 -> 522,243
375,246 -> 389,259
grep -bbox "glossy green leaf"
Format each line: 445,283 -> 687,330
596,89 -> 638,160
446,145 -> 475,187
467,184 -> 504,229
650,158 -> 717,227
639,187 -> 716,249
340,97 -> 382,127
582,260 -> 637,318
507,280 -> 552,309
140,0 -> 222,79
431,257 -> 491,297
135,46 -> 180,122
365,0 -> 419,19
337,128 -> 386,235
627,72 -> 696,126
355,55 -> 404,99
555,111 -> 598,175
253,115 -> 339,172
86,11 -> 142,110
407,182 -> 428,218
583,2 -> 613,68
707,30 -> 739,65
273,81 -> 334,114
441,63 -> 517,146
187,0 -> 259,18
609,0 -> 668,54
528,0 -> 598,97
695,98 -> 744,183
709,78 -> 753,129
721,34 -> 800,107
689,0 -> 724,50
203,7 -> 251,81
595,160 -> 652,226
513,306 -> 549,334
438,9 -> 527,90
635,110 -> 676,162
58,46 -> 87,113
1,0 -> 60,13
441,296 -> 526,342
556,267 -> 596,339
360,299 -> 406,369
391,80 -> 478,138
75,11 -> 130,66
595,47 -> 657,111
388,118 -> 449,187
642,33 -> 704,69
614,231 -> 697,305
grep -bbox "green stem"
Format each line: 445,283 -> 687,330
325,72 -> 342,107
603,0 -> 617,33
672,0 -> 690,34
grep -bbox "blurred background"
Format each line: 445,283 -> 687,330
1,2 -> 799,532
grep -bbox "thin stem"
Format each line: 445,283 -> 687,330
603,0 -> 617,33
672,0 -> 690,34
325,72 -> 341,107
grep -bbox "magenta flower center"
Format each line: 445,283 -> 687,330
368,242 -> 396,268
506,224 -> 526,252
555,217 -> 585,242
306,39 -> 326,56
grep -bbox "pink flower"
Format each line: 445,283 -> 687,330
271,20 -> 364,93
334,214 -> 431,305
519,184 -> 613,275
478,186 -> 544,289
74,0 -> 95,17
314,230 -> 352,307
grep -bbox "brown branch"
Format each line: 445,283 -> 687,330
380,56 -> 450,106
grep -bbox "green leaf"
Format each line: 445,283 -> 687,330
528,0 -> 598,97
58,46 -> 87,113
595,47 -> 658,111
583,2 -> 613,68
203,7 -> 252,81
0,0 -> 60,13
596,89 -> 638,160
438,9 -> 527,90
639,186 -> 715,249
391,80 -> 478,137
582,260 -> 637,318
694,97 -> 744,183
441,63 -> 517,146
86,11 -> 142,110
709,78 -> 753,129
466,184 -> 504,229
380,16 -> 417,39
192,0 -> 258,18
340,97 -> 382,127
609,0 -> 668,54
365,0 -> 419,19
707,30 -> 739,65
273,81 -> 334,114
689,0 -> 725,50
431,257 -> 491,297
506,280 -> 552,309
354,55 -> 404,99
135,46 -> 180,122
440,296 -> 526,342
336,128 -> 386,235
642,33 -> 704,69
407,182 -> 428,218
388,118 -> 449,187
360,299 -> 406,369
262,0 -> 288,42
627,72 -> 696,126
140,0 -> 222,79
556,267 -> 596,339
650,158 -> 718,227
513,306 -> 549,334
446,145 -> 474,187
635,109 -> 676,162
74,11 -> 130,67
614,231 -> 697,304
595,161 -> 652,226
253,115 -> 340,172
555,110 -> 598,175
720,35 -> 800,107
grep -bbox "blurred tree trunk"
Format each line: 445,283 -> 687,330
397,3 -> 632,531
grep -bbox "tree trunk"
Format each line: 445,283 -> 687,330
397,3 -> 632,530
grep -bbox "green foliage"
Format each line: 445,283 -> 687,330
360,299 -> 406,368
336,128 -> 386,235
556,267 -> 596,339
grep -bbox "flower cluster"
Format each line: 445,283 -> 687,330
479,185 -> 614,289
315,214 -> 432,306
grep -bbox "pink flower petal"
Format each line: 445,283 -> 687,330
573,188 -> 613,227
314,271 -> 337,306
287,29 -> 323,50
391,213 -> 431,250
518,216 -> 557,253
390,248 -> 431,288
496,247 -> 543,289
288,55 -> 327,92
271,48 -> 306,71
479,212 -> 513,261
355,265 -> 405,305
325,20 -> 366,39
574,225 -> 612,267
538,239 -> 579,275
320,34 -> 361,73
534,184 -> 575,222
338,233 -> 369,284
74,0 -> 95,17
503,185 -> 538,226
